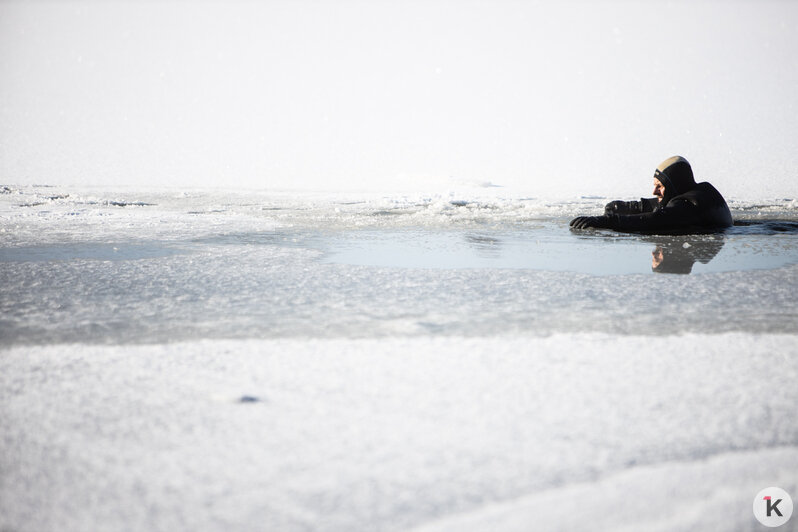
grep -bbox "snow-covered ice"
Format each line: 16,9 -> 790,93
2,334 -> 798,532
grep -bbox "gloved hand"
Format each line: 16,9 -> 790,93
569,216 -> 611,229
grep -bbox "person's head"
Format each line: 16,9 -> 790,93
653,156 -> 695,204
651,244 -> 694,274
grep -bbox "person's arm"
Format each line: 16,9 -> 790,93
604,198 -> 659,215
606,198 -> 702,232
572,199 -> 702,232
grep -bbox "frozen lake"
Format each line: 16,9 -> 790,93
2,186 -> 798,531
1,187 -> 798,346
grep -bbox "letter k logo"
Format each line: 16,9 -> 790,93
764,496 -> 783,517
754,487 -> 793,527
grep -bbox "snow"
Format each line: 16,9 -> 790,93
410,447 -> 798,532
2,335 -> 797,532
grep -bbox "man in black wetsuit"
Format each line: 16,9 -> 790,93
570,156 -> 733,233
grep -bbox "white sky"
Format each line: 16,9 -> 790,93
1,0 -> 796,197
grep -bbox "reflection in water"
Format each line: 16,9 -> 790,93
648,237 -> 725,274
465,234 -> 502,259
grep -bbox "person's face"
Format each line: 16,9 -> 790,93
653,178 -> 666,202
652,246 -> 664,269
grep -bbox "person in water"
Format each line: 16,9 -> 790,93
570,156 -> 733,233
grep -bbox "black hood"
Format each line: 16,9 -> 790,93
654,156 -> 696,205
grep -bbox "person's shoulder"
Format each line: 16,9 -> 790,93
666,183 -> 715,208
695,181 -> 728,200
682,181 -> 723,198
694,181 -> 719,191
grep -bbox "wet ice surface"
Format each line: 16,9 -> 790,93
2,186 -> 798,532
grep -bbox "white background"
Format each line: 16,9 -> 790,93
1,0 -> 796,198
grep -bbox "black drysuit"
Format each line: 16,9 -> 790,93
570,161 -> 733,234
